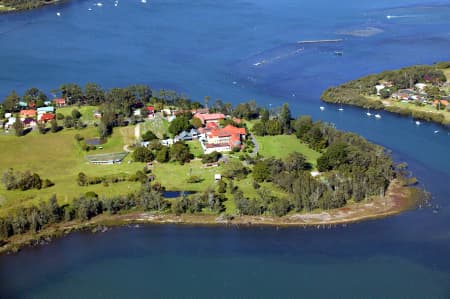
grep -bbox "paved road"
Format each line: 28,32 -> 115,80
249,133 -> 259,157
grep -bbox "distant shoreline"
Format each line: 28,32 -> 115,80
0,0 -> 66,14
321,62 -> 450,127
0,180 -> 423,255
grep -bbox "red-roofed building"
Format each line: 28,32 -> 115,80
202,125 -> 246,154
193,113 -> 225,125
433,100 -> 448,106
191,108 -> 209,114
53,98 -> 66,107
20,109 -> 37,118
206,122 -> 219,128
39,113 -> 55,122
145,106 -> 155,118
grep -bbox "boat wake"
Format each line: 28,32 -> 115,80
251,39 -> 344,67
297,39 -> 343,44
386,15 -> 415,19
252,48 -> 304,67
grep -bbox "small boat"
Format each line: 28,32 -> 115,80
56,12 -> 61,16
141,0 -> 147,3
434,130 -> 439,134
338,108 -> 344,111
334,51 -> 343,56
366,112 -> 371,116
415,121 -> 421,126
96,2 -> 103,7
319,106 -> 325,111
88,7 -> 92,11
374,114 -> 381,118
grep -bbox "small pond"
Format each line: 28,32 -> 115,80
86,138 -> 106,146
163,191 -> 195,199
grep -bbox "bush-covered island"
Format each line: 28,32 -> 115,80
321,61 -> 450,125
0,84 -> 425,253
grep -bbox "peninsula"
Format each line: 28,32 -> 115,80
321,61 -> 450,126
0,84 -> 425,254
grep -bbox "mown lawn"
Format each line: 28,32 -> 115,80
0,127 -> 143,215
187,140 -> 203,158
256,134 -> 321,168
151,160 -> 218,192
140,115 -> 169,139
57,105 -> 97,125
0,123 -> 295,217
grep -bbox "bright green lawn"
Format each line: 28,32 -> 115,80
151,160 -> 218,192
0,127 -> 143,215
187,140 -> 203,158
140,114 -> 169,139
0,122 -> 296,216
256,135 -> 321,168
57,106 -> 97,125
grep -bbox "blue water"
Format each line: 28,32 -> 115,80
0,0 -> 449,297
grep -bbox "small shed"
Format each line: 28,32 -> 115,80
214,174 -> 221,181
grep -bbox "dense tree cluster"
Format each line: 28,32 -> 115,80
133,141 -> 193,164
239,115 -> 396,216
252,103 -> 292,136
2,169 -> 54,191
171,190 -> 226,215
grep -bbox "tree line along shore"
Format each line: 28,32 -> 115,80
321,61 -> 450,126
0,0 -> 61,12
0,83 -> 426,254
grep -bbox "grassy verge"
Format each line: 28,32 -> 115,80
0,127 -> 143,215
255,134 -> 321,168
57,105 -> 97,125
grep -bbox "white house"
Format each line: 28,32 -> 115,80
375,84 -> 385,96
133,109 -> 142,116
161,139 -> 174,146
415,83 -> 427,92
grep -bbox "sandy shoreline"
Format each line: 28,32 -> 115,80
0,180 -> 422,255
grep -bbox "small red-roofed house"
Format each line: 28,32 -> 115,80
39,113 -> 55,122
433,100 -> 448,106
20,109 -> 37,118
53,98 -> 66,107
193,113 -> 225,125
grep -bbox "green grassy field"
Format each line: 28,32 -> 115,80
140,115 -> 169,139
57,106 -> 98,125
187,140 -> 203,158
256,134 -> 321,168
0,121 -> 315,217
0,127 -> 143,215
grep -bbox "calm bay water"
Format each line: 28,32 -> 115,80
0,0 -> 449,297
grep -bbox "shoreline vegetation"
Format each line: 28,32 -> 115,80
0,83 -> 427,255
0,0 -> 63,13
321,61 -> 450,126
0,180 -> 425,255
